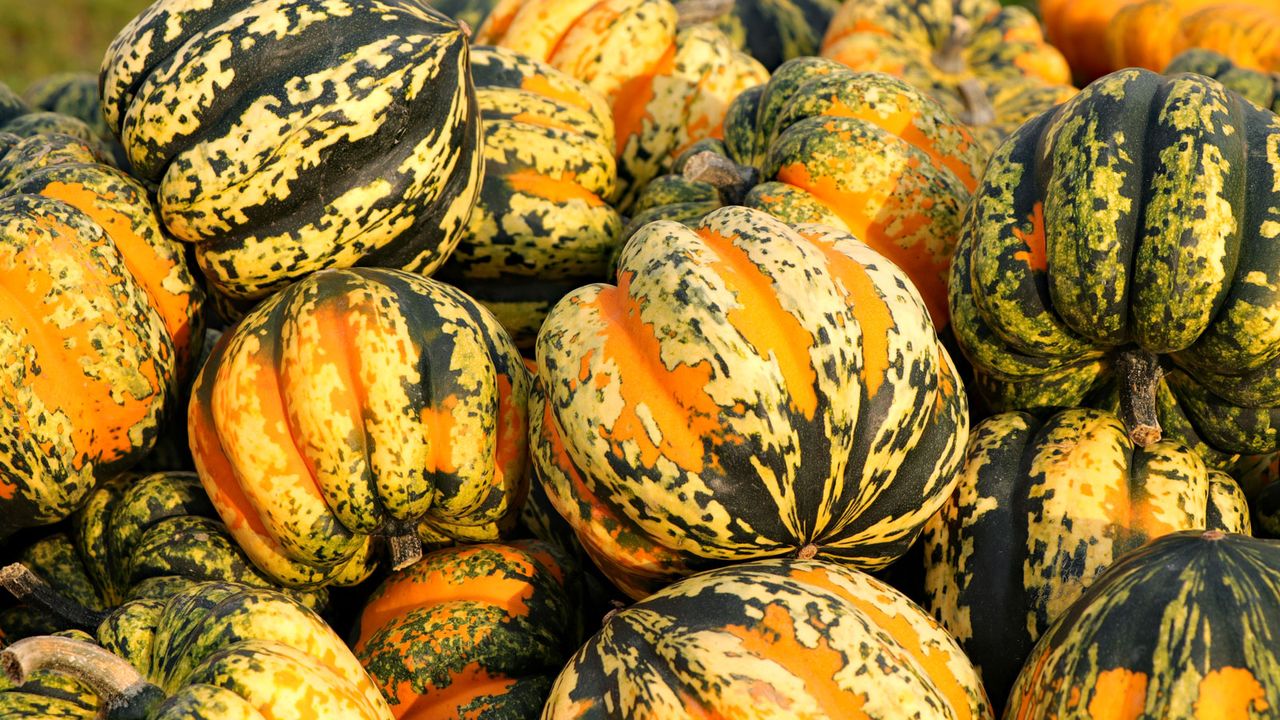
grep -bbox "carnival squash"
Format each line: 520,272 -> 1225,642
1108,1 -> 1280,76
713,0 -> 840,71
22,73 -> 128,169
189,267 -> 530,588
100,0 -> 483,305
923,408 -> 1250,711
1167,48 -> 1280,114
532,205 -> 967,599
1006,531 -> 1280,719
950,68 -> 1280,460
543,558 -> 992,719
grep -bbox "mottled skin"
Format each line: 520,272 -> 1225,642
1108,1 -> 1280,76
544,558 -> 992,719
820,0 -> 1076,146
625,58 -> 986,330
923,409 -> 1251,712
436,46 -> 620,350
353,541 -> 578,719
1167,49 -> 1280,114
1007,532 -> 1280,720
0,472 -> 326,640
951,68 -> 1280,458
189,268 -> 530,588
0,131 -> 204,540
533,206 -> 967,598
1231,452 -> 1280,538
22,73 -> 130,168
713,0 -> 841,71
100,0 -> 484,304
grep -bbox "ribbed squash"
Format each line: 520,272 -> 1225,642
435,47 -> 620,350
427,0 -> 503,28
1006,531 -> 1280,719
474,0 -> 768,209
22,73 -> 128,169
189,267 -> 530,588
0,130 -> 204,541
820,0 -> 1076,148
544,558 -> 992,719
0,472 -> 326,641
353,541 -> 578,719
0,104 -> 115,168
0,582 -> 392,719
713,0 -> 840,71
1108,1 -> 1280,76
923,409 -> 1251,712
533,206 -> 967,599
100,0 -> 483,306
951,68 -> 1280,461
625,58 -> 986,329
1232,452 -> 1280,538
1167,48 -> 1280,114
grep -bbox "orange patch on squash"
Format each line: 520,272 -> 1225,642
388,663 -> 518,720
1088,668 -> 1148,720
697,227 -> 818,419
1195,667 -> 1269,720
1012,202 -> 1048,273
421,395 -> 460,475
612,42 -> 678,156
821,97 -> 979,191
521,73 -> 593,111
804,234 -> 896,398
506,169 -> 602,206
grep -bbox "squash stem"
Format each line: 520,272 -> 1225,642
387,533 -> 424,571
1118,348 -> 1162,447
796,543 -> 819,560
1,635 -> 166,720
682,151 -> 759,206
956,79 -> 997,128
932,15 -> 973,75
0,563 -> 109,631
675,0 -> 735,28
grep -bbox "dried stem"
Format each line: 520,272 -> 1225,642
0,563 -> 109,631
1,635 -> 164,720
1118,348 -> 1163,447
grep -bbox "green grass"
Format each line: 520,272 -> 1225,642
0,0 -> 152,92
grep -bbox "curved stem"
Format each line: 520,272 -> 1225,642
0,563 -> 109,631
682,151 -> 759,206
675,0 -> 735,28
932,15 -> 973,75
1118,349 -> 1163,447
956,79 -> 997,127
1,636 -> 165,720
386,534 -> 424,571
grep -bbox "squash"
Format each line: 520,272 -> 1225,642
474,0 -> 768,210
0,581 -> 392,719
1108,1 -> 1280,76
0,130 -> 204,541
544,557 -> 992,719
623,58 -> 986,329
1167,48 -> 1280,114
22,73 -> 129,169
353,541 -> 579,718
923,408 -> 1251,712
100,0 -> 483,306
1231,452 -> 1280,538
0,471 -> 326,641
712,0 -> 840,71
1006,530 -> 1280,719
435,47 -> 620,351
189,267 -> 530,588
950,68 -> 1280,460
820,0 -> 1076,148
532,205 -> 967,599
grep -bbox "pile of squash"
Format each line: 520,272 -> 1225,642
2,0 -> 1280,718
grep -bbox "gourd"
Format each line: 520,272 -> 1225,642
1167,48 -> 1280,114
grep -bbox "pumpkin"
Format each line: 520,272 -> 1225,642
435,46 -> 620,350
353,541 -> 579,718
0,581 -> 392,718
624,58 -> 986,329
820,0 -> 1076,148
950,68 -> 1280,461
22,73 -> 129,169
712,0 -> 840,71
1167,48 -> 1280,114
923,408 -> 1251,712
0,471 -> 326,641
1006,530 -> 1280,719
1108,1 -> 1280,76
544,558 -> 992,719
100,0 -> 483,306
532,205 -> 967,599
189,267 -> 530,588
474,0 -> 769,210
0,130 -> 204,541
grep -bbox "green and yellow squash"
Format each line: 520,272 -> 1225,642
544,558 -> 992,719
820,0 -> 1077,148
189,268 -> 530,588
353,541 -> 578,719
625,58 -> 986,329
22,73 -> 129,169
100,0 -> 484,307
950,68 -> 1280,461
1231,452 -> 1280,538
712,0 -> 840,71
0,581 -> 392,718
0,131 -> 204,540
0,472 -> 326,640
923,408 -> 1250,711
436,46 -> 620,350
1167,48 -> 1280,114
533,205 -> 967,599
1007,531 -> 1280,719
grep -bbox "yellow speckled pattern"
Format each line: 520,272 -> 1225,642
189,268 -> 530,587
532,206 -> 967,598
100,0 -> 484,304
544,558 -> 992,719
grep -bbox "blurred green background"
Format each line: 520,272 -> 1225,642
0,0 -> 151,90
